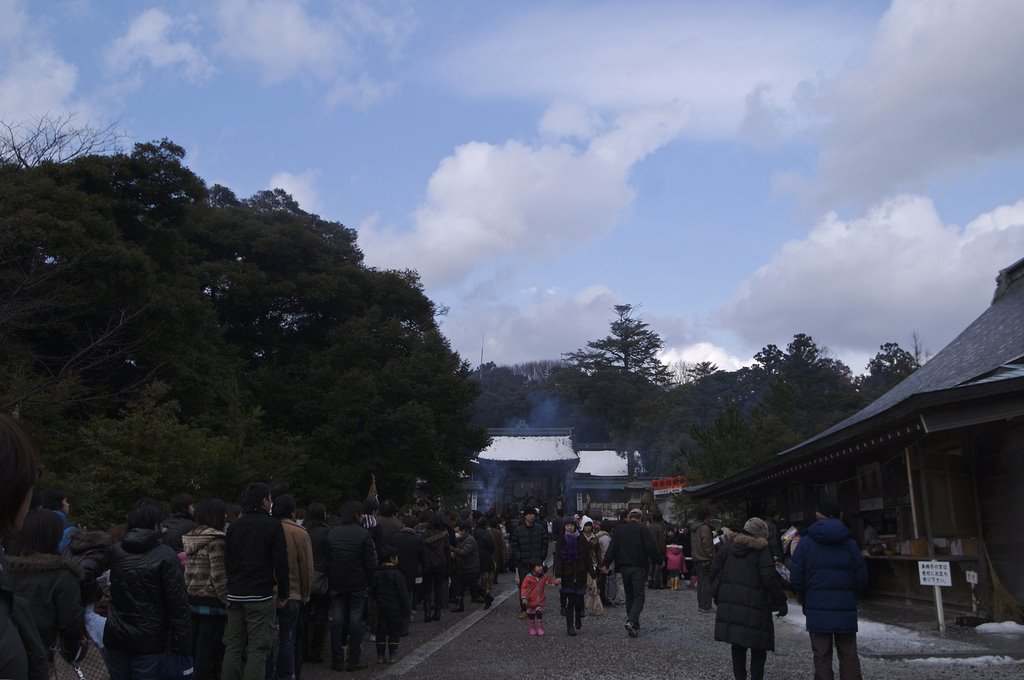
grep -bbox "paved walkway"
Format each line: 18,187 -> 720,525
303,576 -> 1024,679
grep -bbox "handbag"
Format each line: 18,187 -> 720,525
52,639 -> 110,680
312,570 -> 329,596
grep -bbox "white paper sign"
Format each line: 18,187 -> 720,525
919,560 -> 952,587
965,570 -> 978,585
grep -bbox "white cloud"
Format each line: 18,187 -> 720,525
358,103 -> 688,288
806,0 -> 1024,206
439,283 -> 623,366
720,194 -> 1024,360
106,9 -> 213,83
0,0 -> 78,119
432,3 -> 866,139
539,101 -> 604,141
214,0 -> 413,105
660,342 -> 750,372
268,170 -> 322,214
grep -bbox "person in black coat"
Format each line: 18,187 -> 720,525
370,547 -> 410,664
5,508 -> 84,669
473,518 -> 496,597
0,414 -> 49,680
322,500 -> 376,671
104,498 -> 191,678
601,508 -> 661,637
420,514 -> 451,623
388,517 -> 426,633
711,517 -> 788,680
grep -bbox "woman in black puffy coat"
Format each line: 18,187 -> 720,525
104,498 -> 191,679
710,517 -> 788,680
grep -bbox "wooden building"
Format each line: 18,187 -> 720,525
690,257 -> 1024,620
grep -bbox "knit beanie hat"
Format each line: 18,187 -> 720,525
743,517 -> 769,540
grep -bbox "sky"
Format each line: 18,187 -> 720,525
4,0 -> 1024,374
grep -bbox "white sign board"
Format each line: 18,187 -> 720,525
965,570 -> 978,585
919,560 -> 952,587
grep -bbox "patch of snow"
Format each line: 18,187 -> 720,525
976,621 -> 1024,635
478,435 -> 577,462
907,656 -> 1021,665
575,450 -> 635,476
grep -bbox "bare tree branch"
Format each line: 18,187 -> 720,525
0,112 -> 123,168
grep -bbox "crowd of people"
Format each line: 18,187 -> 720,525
1,413 -> 868,680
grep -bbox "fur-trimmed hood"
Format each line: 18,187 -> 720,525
730,532 -> 768,555
5,553 -> 83,579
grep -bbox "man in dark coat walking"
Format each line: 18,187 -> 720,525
711,517 -> 788,680
601,508 -> 661,637
323,500 -> 377,672
789,500 -> 868,680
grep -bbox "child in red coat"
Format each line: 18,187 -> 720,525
666,543 -> 685,590
519,563 -> 558,636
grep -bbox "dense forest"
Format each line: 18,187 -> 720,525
1,133 -> 488,526
471,304 -> 921,484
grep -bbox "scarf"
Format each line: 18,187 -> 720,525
561,530 -> 580,562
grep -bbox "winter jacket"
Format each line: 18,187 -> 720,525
489,526 -> 505,568
452,531 -> 480,575
225,508 -> 289,602
789,518 -> 868,634
602,520 -> 661,570
422,529 -> 451,573
692,521 -> 715,562
53,511 -> 76,554
308,524 -> 330,576
0,551 -> 48,680
161,512 -> 196,553
389,527 -> 426,586
711,532 -> 786,651
596,531 -> 613,569
324,523 -> 377,592
282,520 -> 313,602
371,565 -> 411,618
666,545 -> 685,572
474,527 -> 495,574
64,529 -> 113,605
519,572 -> 557,610
183,525 -> 228,606
648,521 -> 666,553
104,528 -> 191,655
552,530 -> 597,588
5,553 -> 83,658
511,520 -> 549,567
377,515 -> 402,545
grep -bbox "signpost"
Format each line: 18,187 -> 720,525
918,560 -> 952,631
965,569 -> 979,615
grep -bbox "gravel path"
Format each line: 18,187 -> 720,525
303,578 -> 1024,679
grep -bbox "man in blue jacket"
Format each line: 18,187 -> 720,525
789,499 -> 868,680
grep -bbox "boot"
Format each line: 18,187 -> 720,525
424,606 -> 433,623
566,614 -> 577,636
528,618 -> 537,636
431,606 -> 441,622
536,617 -> 545,636
450,597 -> 465,613
484,592 -> 494,609
575,606 -> 583,630
671,577 -> 678,591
